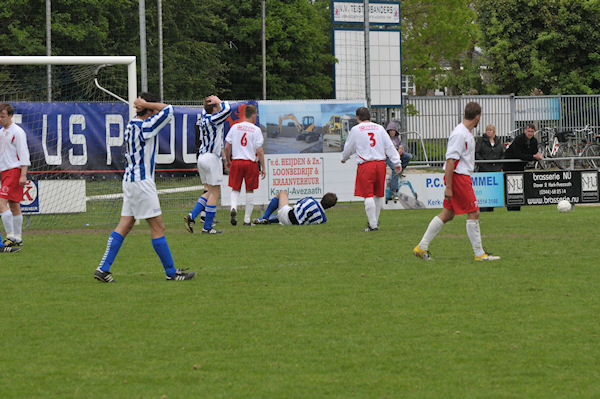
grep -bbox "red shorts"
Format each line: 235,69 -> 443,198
228,159 -> 259,191
354,160 -> 386,198
443,173 -> 478,215
0,168 -> 24,202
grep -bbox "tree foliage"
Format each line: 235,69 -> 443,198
401,0 -> 481,95
477,0 -> 600,95
0,0 -> 334,100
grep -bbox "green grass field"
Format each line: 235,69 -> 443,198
2,203 -> 599,398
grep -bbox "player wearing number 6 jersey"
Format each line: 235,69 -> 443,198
224,104 -> 265,226
413,102 -> 500,261
341,107 -> 402,231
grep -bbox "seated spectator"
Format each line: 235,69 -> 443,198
385,121 -> 413,200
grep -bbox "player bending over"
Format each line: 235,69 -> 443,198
254,190 -> 337,225
94,94 -> 196,282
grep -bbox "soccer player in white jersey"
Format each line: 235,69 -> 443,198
224,104 -> 265,226
184,95 -> 232,234
254,190 -> 337,225
341,107 -> 402,232
94,93 -> 195,282
0,103 -> 29,253
413,102 -> 500,261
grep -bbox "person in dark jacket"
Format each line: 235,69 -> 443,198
476,124 -> 504,172
475,124 -> 505,212
503,123 -> 543,211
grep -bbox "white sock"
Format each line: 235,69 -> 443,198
466,219 -> 485,257
374,196 -> 384,224
13,214 -> 23,242
419,216 -> 444,251
231,190 -> 240,211
244,193 -> 254,224
364,197 -> 377,229
1,210 -> 13,239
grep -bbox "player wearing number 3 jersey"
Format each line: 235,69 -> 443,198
341,107 -> 402,231
224,104 -> 265,226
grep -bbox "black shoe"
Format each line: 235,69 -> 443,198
363,225 -> 379,232
2,238 -> 21,247
94,268 -> 115,283
0,245 -> 21,253
253,218 -> 269,225
184,215 -> 195,233
202,228 -> 223,234
230,208 -> 237,226
243,222 -> 252,226
166,268 -> 196,281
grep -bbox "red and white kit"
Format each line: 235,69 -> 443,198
0,123 -> 30,202
443,122 -> 478,214
341,121 -> 401,198
226,121 -> 264,191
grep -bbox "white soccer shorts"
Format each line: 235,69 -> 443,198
121,179 -> 162,220
197,153 -> 223,186
277,204 -> 294,225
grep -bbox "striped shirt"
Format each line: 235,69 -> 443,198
293,197 -> 327,225
123,105 -> 174,182
196,101 -> 232,156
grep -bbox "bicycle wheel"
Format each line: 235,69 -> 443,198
535,144 -> 552,169
582,144 -> 600,169
554,144 -> 577,170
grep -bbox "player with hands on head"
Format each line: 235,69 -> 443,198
184,95 -> 232,234
254,190 -> 337,225
94,93 -> 195,282
341,107 -> 402,231
224,104 -> 265,226
413,102 -> 500,261
0,102 -> 30,252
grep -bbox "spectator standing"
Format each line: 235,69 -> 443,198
475,124 -> 504,212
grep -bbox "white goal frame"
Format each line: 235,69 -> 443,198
0,56 -> 137,119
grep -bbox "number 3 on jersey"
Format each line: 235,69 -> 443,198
241,132 -> 247,146
368,132 -> 376,147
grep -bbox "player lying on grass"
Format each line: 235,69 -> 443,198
94,93 -> 196,282
253,190 -> 337,225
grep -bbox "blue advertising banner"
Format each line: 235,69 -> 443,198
13,101 -> 257,177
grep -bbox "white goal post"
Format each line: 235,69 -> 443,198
0,56 -> 137,119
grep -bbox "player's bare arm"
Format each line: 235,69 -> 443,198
257,147 -> 266,179
224,142 -> 232,169
19,166 -> 28,186
134,97 -> 168,113
444,159 -> 456,201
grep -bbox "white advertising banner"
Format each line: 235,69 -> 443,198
333,2 -> 400,24
21,180 -> 86,214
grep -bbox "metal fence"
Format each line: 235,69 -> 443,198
385,94 -> 600,165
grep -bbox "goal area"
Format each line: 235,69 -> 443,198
0,56 -> 202,230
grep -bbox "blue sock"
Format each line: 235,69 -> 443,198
190,196 -> 207,220
151,236 -> 177,276
262,197 -> 279,219
99,231 -> 125,272
0,233 -> 3,248
203,205 -> 216,230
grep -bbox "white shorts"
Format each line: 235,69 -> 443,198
197,153 -> 223,186
121,179 -> 162,220
277,204 -> 294,225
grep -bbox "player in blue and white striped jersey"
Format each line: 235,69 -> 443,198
184,95 -> 232,234
253,190 -> 338,226
94,93 -> 195,282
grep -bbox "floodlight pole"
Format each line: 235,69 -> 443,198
364,0 -> 371,109
262,0 -> 267,100
46,0 -> 52,101
139,0 -> 148,92
158,0 -> 164,101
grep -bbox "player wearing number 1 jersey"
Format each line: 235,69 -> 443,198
413,102 -> 500,261
224,104 -> 265,226
341,107 -> 402,231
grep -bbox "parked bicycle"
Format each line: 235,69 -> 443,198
573,125 -> 600,169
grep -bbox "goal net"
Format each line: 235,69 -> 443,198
0,56 -> 202,231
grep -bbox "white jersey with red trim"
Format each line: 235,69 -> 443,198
226,121 -> 263,161
341,121 -> 400,166
0,123 -> 31,172
445,122 -> 475,176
